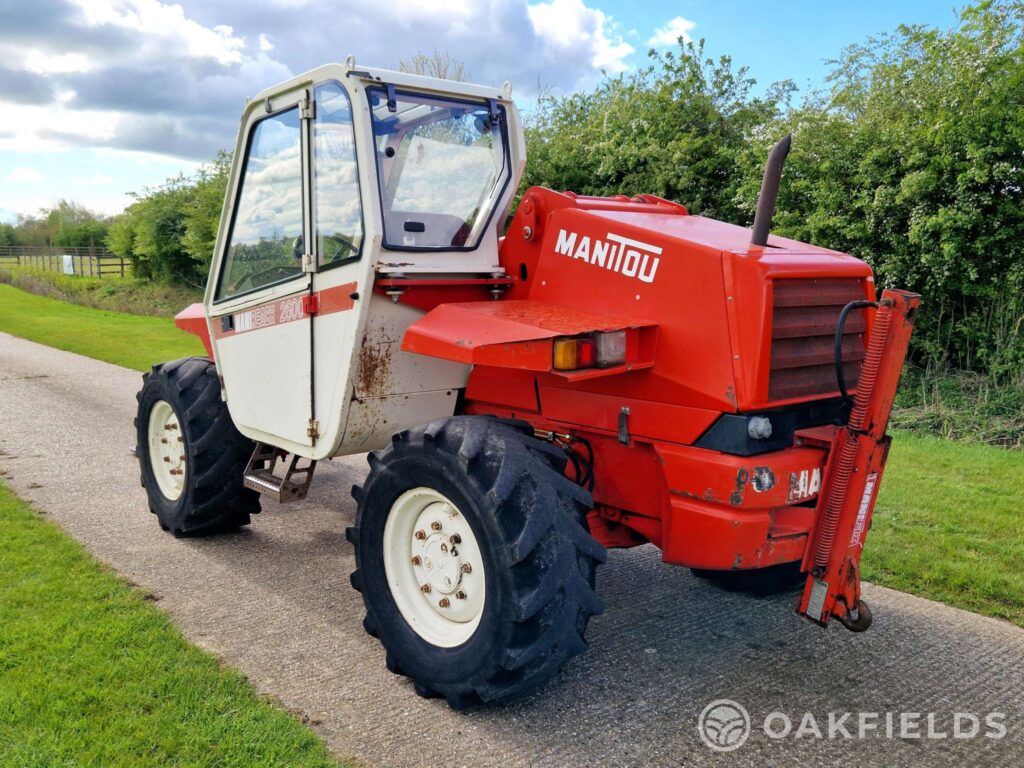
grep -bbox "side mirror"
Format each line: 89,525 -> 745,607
292,235 -> 304,262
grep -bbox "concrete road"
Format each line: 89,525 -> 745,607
1,331 -> 1022,767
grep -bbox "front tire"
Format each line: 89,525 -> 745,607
348,416 -> 606,708
135,357 -> 260,536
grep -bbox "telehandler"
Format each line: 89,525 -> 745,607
136,58 -> 920,708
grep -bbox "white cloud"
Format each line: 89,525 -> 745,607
5,167 -> 47,182
73,172 -> 115,185
647,15 -> 696,47
0,0 -> 649,214
73,0 -> 246,65
528,0 -> 634,74
23,50 -> 92,74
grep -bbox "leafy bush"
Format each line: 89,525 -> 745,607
0,267 -> 201,317
524,1 -> 1024,385
752,1 -> 1024,380
523,41 -> 794,224
105,153 -> 230,286
891,365 -> 1024,447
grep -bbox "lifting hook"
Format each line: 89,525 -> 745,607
837,599 -> 873,632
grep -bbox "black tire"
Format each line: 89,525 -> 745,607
135,356 -> 260,536
348,416 -> 606,709
691,561 -> 805,596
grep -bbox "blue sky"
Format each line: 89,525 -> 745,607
0,0 -> 961,224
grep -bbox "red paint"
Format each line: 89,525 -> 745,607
402,300 -> 656,374
174,303 -> 214,359
408,187 -> 918,623
302,293 -> 319,315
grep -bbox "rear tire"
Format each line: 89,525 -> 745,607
691,561 -> 804,596
135,357 -> 260,536
348,416 -> 606,709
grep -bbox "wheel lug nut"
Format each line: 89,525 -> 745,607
449,533 -> 461,545
438,598 -> 450,608
461,563 -> 472,574
411,555 -> 422,566
414,530 -> 426,540
163,457 -> 171,463
420,584 -> 431,593
430,521 -> 442,531
456,590 -> 466,600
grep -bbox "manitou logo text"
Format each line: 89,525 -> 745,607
788,467 -> 822,503
554,229 -> 661,284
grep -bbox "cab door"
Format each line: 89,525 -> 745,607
208,87 -> 316,449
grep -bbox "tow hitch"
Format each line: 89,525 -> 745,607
798,289 -> 920,630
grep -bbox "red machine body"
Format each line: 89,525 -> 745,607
402,187 -> 919,629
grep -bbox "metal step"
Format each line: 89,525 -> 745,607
242,443 -> 316,503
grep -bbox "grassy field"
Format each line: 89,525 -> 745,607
0,482 -> 345,768
0,283 -> 204,372
865,433 -> 1024,626
1,283 -> 1022,628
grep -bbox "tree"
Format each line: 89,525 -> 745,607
399,50 -> 469,81
0,223 -> 16,246
181,151 -> 231,281
747,0 -> 1024,377
106,154 -> 231,284
523,40 -> 793,224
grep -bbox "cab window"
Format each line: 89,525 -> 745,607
217,108 -> 303,301
369,88 -> 509,250
313,82 -> 363,267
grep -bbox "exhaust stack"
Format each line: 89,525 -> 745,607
750,133 -> 792,247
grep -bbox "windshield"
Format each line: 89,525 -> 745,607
368,88 -> 509,250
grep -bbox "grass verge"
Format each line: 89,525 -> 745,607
891,365 -> 1024,448
865,432 -> 1024,627
0,284 -> 204,372
0,266 -> 203,317
0,482 -> 345,767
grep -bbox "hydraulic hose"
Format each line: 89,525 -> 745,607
835,300 -> 878,402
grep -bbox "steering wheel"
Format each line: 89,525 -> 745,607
323,232 -> 360,263
233,264 -> 299,293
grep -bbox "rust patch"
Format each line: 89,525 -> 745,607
669,488 -> 699,499
730,467 -> 749,506
751,466 -> 775,493
670,487 -> 719,504
356,329 -> 394,398
725,385 -> 737,406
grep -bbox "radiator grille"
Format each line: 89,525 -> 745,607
769,278 -> 867,401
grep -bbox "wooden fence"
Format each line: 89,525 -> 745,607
0,245 -> 130,279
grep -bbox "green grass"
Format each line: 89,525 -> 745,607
865,432 -> 1024,627
0,266 -> 203,317
0,482 -> 345,768
0,284 -> 204,372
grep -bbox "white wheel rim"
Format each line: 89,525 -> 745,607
147,399 -> 186,501
382,487 -> 486,648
